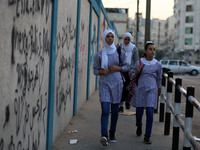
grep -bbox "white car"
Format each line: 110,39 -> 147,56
160,60 -> 200,75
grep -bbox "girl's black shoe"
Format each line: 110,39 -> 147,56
118,106 -> 124,112
109,132 -> 117,143
136,126 -> 142,136
125,102 -> 130,109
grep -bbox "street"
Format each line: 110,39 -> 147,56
173,74 -> 200,138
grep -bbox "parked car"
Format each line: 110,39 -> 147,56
160,60 -> 200,75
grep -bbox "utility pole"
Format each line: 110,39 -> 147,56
136,0 -> 139,47
145,0 -> 151,47
158,22 -> 160,47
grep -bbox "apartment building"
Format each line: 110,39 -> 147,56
174,0 -> 200,65
106,8 -> 129,43
164,15 -> 176,58
131,13 -> 166,51
151,19 -> 166,50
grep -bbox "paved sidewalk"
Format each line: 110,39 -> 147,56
53,90 -> 183,150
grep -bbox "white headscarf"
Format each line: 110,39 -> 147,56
101,29 -> 116,69
121,32 -> 135,64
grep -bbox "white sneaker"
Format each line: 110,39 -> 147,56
109,132 -> 117,143
100,136 -> 108,146
109,138 -> 117,143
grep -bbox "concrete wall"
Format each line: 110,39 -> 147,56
0,0 -> 119,149
77,0 -> 90,110
0,0 -> 52,150
53,0 -> 77,142
100,11 -> 108,50
89,10 -> 98,97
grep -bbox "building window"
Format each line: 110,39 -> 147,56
177,21 -> 180,26
195,61 -> 200,65
185,38 -> 193,45
185,27 -> 193,34
185,16 -> 194,23
186,5 -> 194,12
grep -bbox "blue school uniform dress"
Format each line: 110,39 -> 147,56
131,58 -> 162,108
93,50 -> 129,103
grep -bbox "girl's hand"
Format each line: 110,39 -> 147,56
135,65 -> 142,76
109,65 -> 122,72
99,69 -> 110,75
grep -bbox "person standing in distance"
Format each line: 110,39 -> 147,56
93,29 -> 129,146
118,32 -> 139,112
131,41 -> 162,144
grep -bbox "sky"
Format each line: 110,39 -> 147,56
102,0 -> 174,20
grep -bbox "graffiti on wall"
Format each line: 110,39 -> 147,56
8,0 -> 51,23
11,23 -> 50,64
90,24 -> 97,66
0,0 -> 52,149
99,17 -> 107,50
55,17 -> 76,116
56,17 -> 76,51
78,19 -> 87,81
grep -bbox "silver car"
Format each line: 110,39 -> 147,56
160,60 -> 200,75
